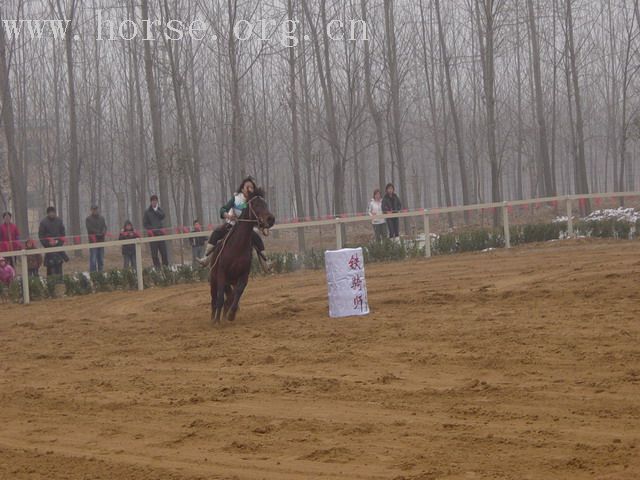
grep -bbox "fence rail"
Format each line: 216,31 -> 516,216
11,191 -> 640,304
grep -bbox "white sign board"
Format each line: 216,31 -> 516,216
324,247 -> 369,318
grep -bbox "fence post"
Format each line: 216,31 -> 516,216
423,213 -> 431,258
566,197 -> 574,238
503,203 -> 511,249
20,252 -> 30,305
335,217 -> 343,249
135,240 -> 144,291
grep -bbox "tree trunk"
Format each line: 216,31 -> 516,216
435,0 -> 471,213
384,0 -> 408,232
565,0 -> 590,211
141,0 -> 171,224
527,0 -> 555,196
361,0 -> 386,189
0,6 -> 28,237
287,0 -> 305,252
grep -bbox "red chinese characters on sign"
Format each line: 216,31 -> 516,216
353,293 -> 364,311
348,254 -> 361,270
348,254 -> 365,311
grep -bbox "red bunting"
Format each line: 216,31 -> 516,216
595,197 -> 602,206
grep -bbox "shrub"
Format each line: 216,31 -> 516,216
121,268 -> 138,290
90,271 -> 111,292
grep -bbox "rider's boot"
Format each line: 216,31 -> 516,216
257,250 -> 272,273
197,242 -> 215,267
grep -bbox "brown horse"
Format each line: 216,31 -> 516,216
209,191 -> 275,324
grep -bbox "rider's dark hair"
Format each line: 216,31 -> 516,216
237,176 -> 257,194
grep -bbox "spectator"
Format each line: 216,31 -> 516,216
190,219 -> 206,266
38,206 -> 68,277
382,183 -> 402,241
367,189 -> 387,242
0,256 -> 15,286
119,220 -> 139,269
86,205 -> 107,272
143,195 -> 169,268
25,239 -> 42,277
0,212 -> 22,267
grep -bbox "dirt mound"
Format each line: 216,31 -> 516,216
1,239 -> 639,479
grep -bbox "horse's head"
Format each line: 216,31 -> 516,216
244,188 -> 275,236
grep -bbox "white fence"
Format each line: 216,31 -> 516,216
12,191 -> 640,304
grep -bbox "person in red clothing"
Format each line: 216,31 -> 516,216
0,212 -> 22,267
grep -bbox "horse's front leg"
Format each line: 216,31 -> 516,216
226,275 -> 248,322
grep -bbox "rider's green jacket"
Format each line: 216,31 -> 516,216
219,193 -> 248,220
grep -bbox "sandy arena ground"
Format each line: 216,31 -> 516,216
1,239 -> 639,479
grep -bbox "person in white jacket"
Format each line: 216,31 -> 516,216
368,189 -> 387,242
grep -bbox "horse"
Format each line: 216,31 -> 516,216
209,190 -> 275,324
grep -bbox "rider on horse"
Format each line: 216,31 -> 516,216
198,177 -> 270,270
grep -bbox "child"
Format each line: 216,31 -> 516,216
119,220 -> 139,269
0,256 -> 16,286
368,189 -> 387,242
25,239 -> 43,277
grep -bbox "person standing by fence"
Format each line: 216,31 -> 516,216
143,195 -> 169,269
38,206 -> 67,277
0,212 -> 22,267
382,183 -> 402,241
368,189 -> 387,242
190,219 -> 206,265
86,205 -> 107,272
119,220 -> 138,269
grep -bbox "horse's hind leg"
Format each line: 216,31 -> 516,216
223,284 -> 233,316
210,276 -> 217,324
212,273 -> 226,324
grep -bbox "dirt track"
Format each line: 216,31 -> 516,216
1,239 -> 639,479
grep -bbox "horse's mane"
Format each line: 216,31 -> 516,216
250,187 -> 265,199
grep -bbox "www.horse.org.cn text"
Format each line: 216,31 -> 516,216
2,12 -> 369,47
